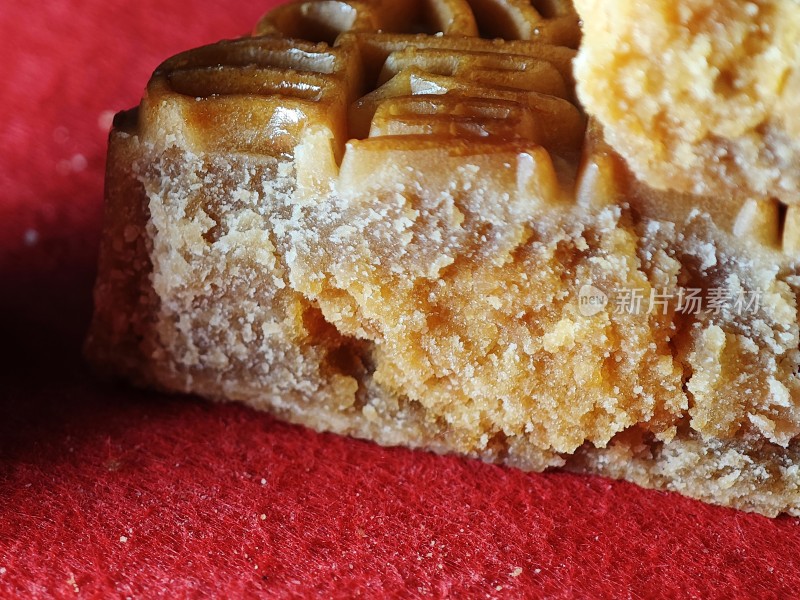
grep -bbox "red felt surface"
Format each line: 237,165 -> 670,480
2,1 -> 800,597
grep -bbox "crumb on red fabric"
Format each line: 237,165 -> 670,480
2,1 -> 800,597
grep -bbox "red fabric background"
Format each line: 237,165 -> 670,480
2,1 -> 800,597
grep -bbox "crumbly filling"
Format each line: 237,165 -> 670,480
130,136 -> 800,463
574,0 -> 800,203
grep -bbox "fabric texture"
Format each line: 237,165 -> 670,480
2,1 -> 800,597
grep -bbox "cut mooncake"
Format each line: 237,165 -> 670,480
86,0 -> 800,516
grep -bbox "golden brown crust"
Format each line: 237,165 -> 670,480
86,0 -> 800,516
